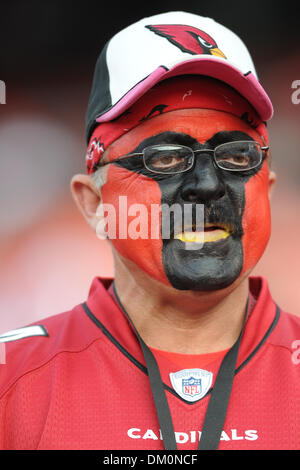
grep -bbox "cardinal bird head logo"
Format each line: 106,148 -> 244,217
146,24 -> 227,59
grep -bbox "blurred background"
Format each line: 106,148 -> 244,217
0,0 -> 299,333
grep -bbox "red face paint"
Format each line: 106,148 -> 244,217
101,163 -> 169,285
92,77 -> 271,291
99,108 -> 271,290
242,161 -> 271,275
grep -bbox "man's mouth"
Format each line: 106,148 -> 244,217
174,223 -> 231,243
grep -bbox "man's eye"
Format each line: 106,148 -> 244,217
151,155 -> 184,169
217,153 -> 251,169
222,155 -> 249,166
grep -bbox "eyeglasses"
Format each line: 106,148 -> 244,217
99,141 -> 269,175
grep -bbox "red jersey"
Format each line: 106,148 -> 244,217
0,276 -> 299,450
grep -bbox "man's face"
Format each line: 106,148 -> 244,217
99,109 -> 272,291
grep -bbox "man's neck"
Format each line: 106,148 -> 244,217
113,254 -> 249,355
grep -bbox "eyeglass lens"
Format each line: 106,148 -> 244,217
143,142 -> 262,174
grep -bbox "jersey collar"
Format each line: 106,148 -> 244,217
84,276 -> 279,398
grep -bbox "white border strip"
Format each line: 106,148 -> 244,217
0,325 -> 48,343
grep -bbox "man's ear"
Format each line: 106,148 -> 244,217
71,174 -> 101,231
268,170 -> 277,200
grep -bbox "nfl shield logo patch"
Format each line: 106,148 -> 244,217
170,368 -> 213,402
182,376 -> 202,397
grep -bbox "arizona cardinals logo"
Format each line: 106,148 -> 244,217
146,24 -> 226,59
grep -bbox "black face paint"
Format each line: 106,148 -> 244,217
114,130 -> 264,291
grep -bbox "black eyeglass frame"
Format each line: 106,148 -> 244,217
97,140 -> 269,175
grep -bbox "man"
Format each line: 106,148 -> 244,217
0,11 -> 299,450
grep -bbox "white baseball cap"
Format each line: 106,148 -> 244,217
86,11 -> 273,141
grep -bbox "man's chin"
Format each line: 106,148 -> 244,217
162,236 -> 243,291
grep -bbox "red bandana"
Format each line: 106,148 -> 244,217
85,76 -> 268,174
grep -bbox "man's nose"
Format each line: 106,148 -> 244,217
180,154 -> 226,203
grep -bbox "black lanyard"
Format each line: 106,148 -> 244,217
112,283 -> 248,451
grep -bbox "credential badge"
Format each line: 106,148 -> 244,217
169,368 -> 213,402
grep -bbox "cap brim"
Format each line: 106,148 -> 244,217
95,56 -> 273,124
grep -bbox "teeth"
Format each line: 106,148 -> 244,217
175,231 -> 204,243
175,229 -> 229,243
203,229 -> 229,242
